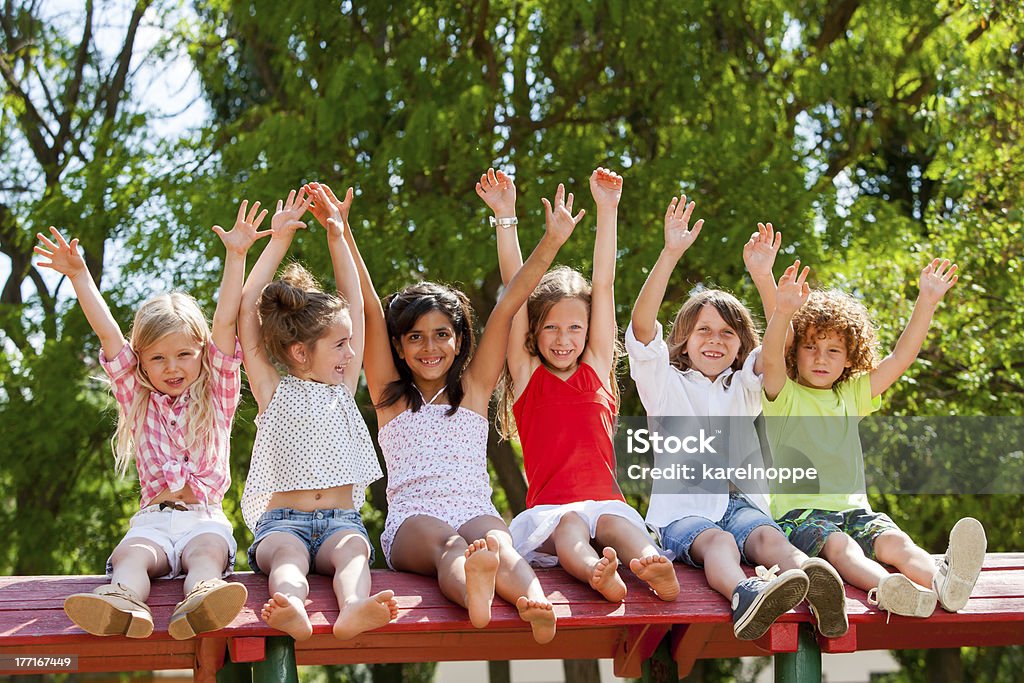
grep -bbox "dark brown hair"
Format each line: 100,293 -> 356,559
378,282 -> 476,416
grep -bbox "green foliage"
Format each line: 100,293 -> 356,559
2,1 -> 1023,680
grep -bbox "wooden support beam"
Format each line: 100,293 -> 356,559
671,623 -> 716,678
819,624 -> 857,653
614,623 -> 671,678
229,637 -> 267,663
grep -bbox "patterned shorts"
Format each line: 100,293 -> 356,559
777,507 -> 900,560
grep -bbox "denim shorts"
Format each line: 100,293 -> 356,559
777,507 -> 900,560
247,508 -> 373,574
659,493 -> 782,567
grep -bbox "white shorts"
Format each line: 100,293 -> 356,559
509,499 -> 658,568
107,503 -> 237,579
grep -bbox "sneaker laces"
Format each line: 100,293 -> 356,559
865,587 -> 892,624
754,565 -> 781,582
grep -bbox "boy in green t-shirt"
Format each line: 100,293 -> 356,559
761,259 -> 986,619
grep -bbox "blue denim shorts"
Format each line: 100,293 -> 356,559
659,493 -> 782,567
777,507 -> 899,561
247,508 -> 373,574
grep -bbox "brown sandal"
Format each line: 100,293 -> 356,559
64,583 -> 154,638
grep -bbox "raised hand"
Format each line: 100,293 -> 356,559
590,167 -> 623,210
776,260 -> 811,316
475,168 -> 517,217
310,185 -> 347,239
743,222 -> 783,278
918,258 -> 958,305
34,227 -> 86,279
306,182 -> 354,231
541,183 -> 586,244
213,200 -> 271,255
663,195 -> 704,255
271,189 -> 312,237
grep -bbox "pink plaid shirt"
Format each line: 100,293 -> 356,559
100,339 -> 242,507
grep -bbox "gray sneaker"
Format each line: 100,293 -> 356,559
801,557 -> 848,637
731,565 -> 809,640
933,517 -> 987,612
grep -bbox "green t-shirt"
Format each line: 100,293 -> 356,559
762,374 -> 881,518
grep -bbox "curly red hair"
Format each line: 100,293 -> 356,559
787,290 -> 878,386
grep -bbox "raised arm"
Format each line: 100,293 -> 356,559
631,195 -> 704,344
34,227 -> 126,358
307,182 -> 398,403
763,261 -> 810,401
467,182 -> 582,397
211,200 -> 271,354
477,168 -> 540,387
869,258 -> 958,398
476,168 -> 523,285
743,221 -> 785,373
743,222 -> 783,323
312,185 -> 365,396
584,167 -> 621,380
239,189 -> 311,412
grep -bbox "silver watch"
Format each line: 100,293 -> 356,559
489,216 -> 519,229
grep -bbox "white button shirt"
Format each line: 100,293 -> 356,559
625,321 -> 771,528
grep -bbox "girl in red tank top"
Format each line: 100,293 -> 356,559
489,168 -> 680,603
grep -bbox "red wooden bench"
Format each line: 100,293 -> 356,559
2,553 -> 1022,681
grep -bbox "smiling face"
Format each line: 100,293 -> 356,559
394,309 -> 460,384
139,330 -> 205,397
683,304 -> 742,381
535,297 -> 590,372
795,326 -> 852,389
298,312 -> 355,385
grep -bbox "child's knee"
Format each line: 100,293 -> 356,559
821,530 -> 858,560
183,533 -> 230,562
693,528 -> 739,562
555,512 -> 589,537
745,526 -> 795,560
872,530 -> 916,563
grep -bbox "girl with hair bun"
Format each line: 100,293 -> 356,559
239,188 -> 395,642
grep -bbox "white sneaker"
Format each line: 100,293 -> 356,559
867,573 -> 936,619
933,517 -> 987,612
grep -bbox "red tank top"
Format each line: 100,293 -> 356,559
513,362 -> 625,508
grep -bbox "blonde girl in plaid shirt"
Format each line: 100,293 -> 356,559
35,203 -> 271,640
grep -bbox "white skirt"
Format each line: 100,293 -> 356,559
509,499 -> 657,567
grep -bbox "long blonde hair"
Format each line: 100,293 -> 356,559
497,266 -> 621,439
111,293 -> 217,476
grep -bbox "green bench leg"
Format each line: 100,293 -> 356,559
252,636 -> 298,683
216,655 -> 253,683
774,623 -> 821,682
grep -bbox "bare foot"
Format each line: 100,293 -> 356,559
333,590 -> 398,640
630,554 -> 680,601
516,596 -> 556,644
590,547 -> 627,602
261,592 -> 313,641
464,534 -> 499,628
